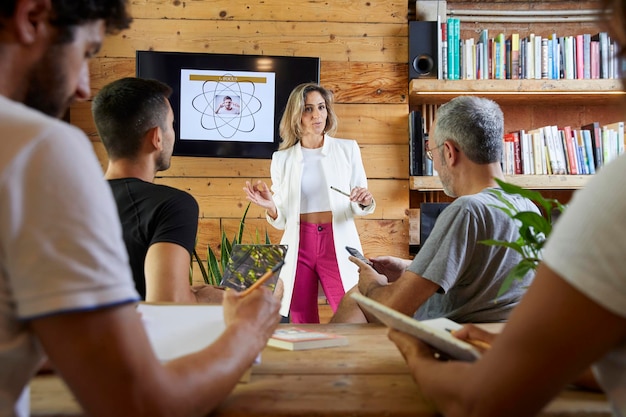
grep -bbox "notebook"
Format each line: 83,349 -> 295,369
351,292 -> 481,361
220,244 -> 288,292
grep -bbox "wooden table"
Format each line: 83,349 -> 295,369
30,323 -> 611,417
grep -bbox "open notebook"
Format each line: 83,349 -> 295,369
220,244 -> 287,292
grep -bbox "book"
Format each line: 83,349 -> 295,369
541,125 -> 558,175
561,126 -> 579,175
583,33 -> 592,79
550,33 -> 560,79
591,40 -> 600,79
519,130 -> 534,174
220,244 -> 288,292
549,125 -> 567,174
450,18 -> 461,80
479,29 -> 489,79
441,21 -> 448,79
436,15 -> 443,80
502,132 -> 516,174
581,129 -> 596,174
573,129 -> 589,175
581,121 -> 603,170
529,128 -> 546,175
604,121 -> 625,157
351,292 -> 481,361
541,37 -> 549,79
592,32 -> 609,78
446,18 -> 457,80
510,33 -> 520,79
267,327 -> 349,351
575,34 -> 584,79
534,35 -> 542,79
503,132 -> 522,174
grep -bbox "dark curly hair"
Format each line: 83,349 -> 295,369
0,0 -> 131,41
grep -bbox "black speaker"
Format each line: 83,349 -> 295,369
409,21 -> 438,79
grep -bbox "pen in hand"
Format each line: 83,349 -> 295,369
239,260 -> 285,297
330,186 -> 351,197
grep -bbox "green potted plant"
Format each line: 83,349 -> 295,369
480,179 -> 566,297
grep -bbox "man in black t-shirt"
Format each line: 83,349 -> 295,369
92,77 -> 223,303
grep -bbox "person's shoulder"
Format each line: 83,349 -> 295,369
152,182 -> 195,199
272,144 -> 299,159
326,135 -> 356,146
1,98 -> 92,170
325,136 -> 360,154
451,192 -> 495,213
456,188 -> 537,214
0,96 -> 84,142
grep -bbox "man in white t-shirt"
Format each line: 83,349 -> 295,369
0,1 -> 280,416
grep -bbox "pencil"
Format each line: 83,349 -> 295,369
239,260 -> 285,297
330,186 -> 351,197
466,338 -> 491,351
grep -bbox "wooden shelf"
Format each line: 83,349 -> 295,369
409,79 -> 626,107
410,175 -> 592,191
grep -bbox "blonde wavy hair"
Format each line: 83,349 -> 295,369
278,83 -> 338,150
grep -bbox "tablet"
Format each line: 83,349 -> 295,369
220,244 -> 287,292
351,292 -> 481,361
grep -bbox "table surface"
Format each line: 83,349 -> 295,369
30,323 -> 611,417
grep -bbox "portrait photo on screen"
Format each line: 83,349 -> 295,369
179,69 -> 275,143
136,51 -> 320,159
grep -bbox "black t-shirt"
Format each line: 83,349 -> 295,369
108,178 -> 199,299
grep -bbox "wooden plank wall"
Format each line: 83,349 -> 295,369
71,0 -> 616,283
72,0 -> 412,283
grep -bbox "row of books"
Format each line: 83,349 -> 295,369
409,111 -> 625,176
441,18 -> 622,80
502,122 -> 624,176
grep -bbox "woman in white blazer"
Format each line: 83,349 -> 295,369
244,83 -> 375,322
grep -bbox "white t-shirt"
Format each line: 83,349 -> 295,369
0,95 -> 139,416
300,147 -> 331,214
544,154 -> 626,417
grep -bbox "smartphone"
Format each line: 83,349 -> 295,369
345,246 -> 373,266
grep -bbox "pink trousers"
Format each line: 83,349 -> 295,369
289,222 -> 345,323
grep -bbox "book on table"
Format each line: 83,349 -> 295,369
350,292 -> 481,362
267,327 -> 349,351
220,244 -> 287,292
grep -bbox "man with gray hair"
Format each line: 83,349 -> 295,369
332,95 -> 539,324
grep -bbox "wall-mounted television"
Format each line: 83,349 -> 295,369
136,51 -> 320,159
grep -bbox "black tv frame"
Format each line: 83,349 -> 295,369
136,51 -> 320,159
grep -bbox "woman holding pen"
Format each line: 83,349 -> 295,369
244,83 -> 375,323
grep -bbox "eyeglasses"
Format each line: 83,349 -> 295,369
426,142 -> 445,160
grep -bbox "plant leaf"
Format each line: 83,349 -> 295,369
207,246 -> 222,286
192,248 -> 209,285
497,259 -> 537,298
479,238 -> 526,257
514,211 -> 552,236
236,202 -> 251,244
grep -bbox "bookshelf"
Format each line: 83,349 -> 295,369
407,79 -> 616,247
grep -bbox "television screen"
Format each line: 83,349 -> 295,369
136,51 -> 320,159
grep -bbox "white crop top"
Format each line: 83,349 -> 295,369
300,147 -> 331,214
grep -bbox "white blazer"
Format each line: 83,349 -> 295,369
267,135 -> 376,316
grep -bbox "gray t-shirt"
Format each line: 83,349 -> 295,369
408,188 -> 539,323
